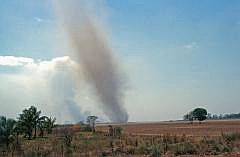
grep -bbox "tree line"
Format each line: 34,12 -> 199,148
207,113 -> 240,120
0,106 -> 56,148
183,107 -> 240,123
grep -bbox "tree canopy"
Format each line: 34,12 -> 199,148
183,107 -> 208,124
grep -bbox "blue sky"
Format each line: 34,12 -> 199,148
0,0 -> 240,121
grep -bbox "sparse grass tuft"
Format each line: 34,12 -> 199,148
150,144 -> 163,157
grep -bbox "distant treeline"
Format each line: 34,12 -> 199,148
207,113 -> 240,120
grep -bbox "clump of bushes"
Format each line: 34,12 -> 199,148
172,141 -> 197,156
222,132 -> 240,142
80,124 -> 93,132
108,125 -> 123,137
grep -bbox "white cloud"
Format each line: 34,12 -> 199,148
0,56 -> 34,66
183,42 -> 199,49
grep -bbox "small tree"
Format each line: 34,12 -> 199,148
0,116 -> 16,148
192,108 -> 207,124
108,125 -> 113,136
37,116 -> 47,138
87,116 -> 98,133
108,125 -> 123,137
183,111 -> 194,124
44,117 -> 56,134
13,121 -> 24,145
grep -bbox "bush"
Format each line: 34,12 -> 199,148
151,144 -> 163,157
63,129 -> 73,147
108,126 -> 123,137
126,146 -> 136,155
222,132 -> 240,142
173,142 -> 197,155
137,145 -> 150,155
80,125 -> 93,132
212,143 -> 232,154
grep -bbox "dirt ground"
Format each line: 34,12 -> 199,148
97,120 -> 240,136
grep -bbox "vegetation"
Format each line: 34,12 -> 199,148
192,108 -> 207,123
207,112 -> 240,120
184,108 -> 240,122
108,125 -> 123,137
0,106 -> 56,155
1,106 -> 240,156
0,116 -> 16,148
18,106 -> 41,139
183,107 -> 208,124
87,115 -> 98,133
183,111 -> 194,123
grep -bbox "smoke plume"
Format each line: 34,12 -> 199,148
0,56 -> 86,123
54,0 -> 128,122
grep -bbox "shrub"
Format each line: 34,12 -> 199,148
173,142 -> 197,155
212,143 -> 232,154
63,129 -> 73,147
222,132 -> 240,142
80,125 -> 93,132
108,126 -> 123,137
137,145 -> 149,154
126,146 -> 136,155
151,144 -> 163,157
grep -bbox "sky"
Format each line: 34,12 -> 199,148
0,0 -> 240,122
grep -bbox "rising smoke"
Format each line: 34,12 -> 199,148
54,0 -> 128,122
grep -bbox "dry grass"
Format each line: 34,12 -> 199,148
97,120 -> 240,136
1,120 -> 240,157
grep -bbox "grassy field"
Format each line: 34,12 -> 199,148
1,120 -> 240,157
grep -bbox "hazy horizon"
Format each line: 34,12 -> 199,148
0,0 -> 240,123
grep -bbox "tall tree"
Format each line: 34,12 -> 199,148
18,106 -> 41,139
192,108 -> 207,124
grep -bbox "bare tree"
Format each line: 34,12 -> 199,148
87,116 -> 98,133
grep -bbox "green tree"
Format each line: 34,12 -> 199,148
0,116 -> 16,148
192,108 -> 207,124
37,116 -> 47,138
18,106 -> 41,139
12,121 -> 23,145
44,116 -> 56,134
36,116 -> 56,138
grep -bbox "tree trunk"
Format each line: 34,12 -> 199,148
39,129 -> 44,138
28,130 -> 32,140
16,132 -> 19,145
34,126 -> 37,138
6,139 -> 9,148
92,123 -> 95,133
